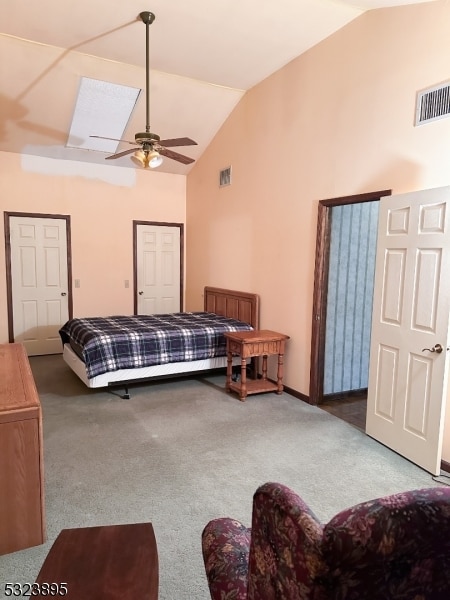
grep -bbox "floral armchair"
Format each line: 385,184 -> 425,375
201,482 -> 450,600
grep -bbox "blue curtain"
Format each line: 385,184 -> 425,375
323,201 -> 379,395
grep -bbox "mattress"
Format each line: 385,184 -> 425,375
59,311 -> 253,379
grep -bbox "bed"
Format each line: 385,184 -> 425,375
59,287 -> 260,397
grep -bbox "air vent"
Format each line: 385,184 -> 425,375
415,81 -> 450,125
219,166 -> 231,187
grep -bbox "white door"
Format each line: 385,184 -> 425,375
136,224 -> 181,314
366,186 -> 450,475
10,216 -> 69,356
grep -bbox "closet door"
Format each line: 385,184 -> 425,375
135,222 -> 182,314
8,215 -> 70,355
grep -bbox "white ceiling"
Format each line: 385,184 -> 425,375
0,0 -> 435,175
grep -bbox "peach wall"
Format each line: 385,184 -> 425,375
0,151 -> 186,343
186,1 -> 450,398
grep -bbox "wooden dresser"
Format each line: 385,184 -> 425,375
0,343 -> 46,555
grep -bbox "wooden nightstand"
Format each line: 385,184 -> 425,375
224,330 -> 290,401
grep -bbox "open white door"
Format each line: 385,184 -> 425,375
367,186 -> 450,475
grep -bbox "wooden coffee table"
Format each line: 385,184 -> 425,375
35,523 -> 158,599
225,329 -> 290,401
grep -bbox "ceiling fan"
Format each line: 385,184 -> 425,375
91,11 -> 197,169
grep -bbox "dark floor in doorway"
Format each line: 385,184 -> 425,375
320,395 -> 367,432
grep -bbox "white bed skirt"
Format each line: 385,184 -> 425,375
63,343 -> 242,389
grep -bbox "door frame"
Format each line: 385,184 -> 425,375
4,211 -> 73,343
132,220 -> 184,315
308,190 -> 391,405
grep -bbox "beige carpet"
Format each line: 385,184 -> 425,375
0,354 -> 441,600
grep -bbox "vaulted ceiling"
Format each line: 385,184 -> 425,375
0,0 -> 436,174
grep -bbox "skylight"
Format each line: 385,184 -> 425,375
67,77 -> 141,153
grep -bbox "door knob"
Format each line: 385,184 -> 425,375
422,344 -> 443,354
61,292 -> 67,296
139,291 -> 144,295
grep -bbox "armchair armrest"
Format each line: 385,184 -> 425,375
202,517 -> 251,600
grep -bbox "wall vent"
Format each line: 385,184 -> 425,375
415,81 -> 450,125
219,166 -> 231,187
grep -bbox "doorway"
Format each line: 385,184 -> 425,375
309,189 -> 391,407
4,212 -> 72,355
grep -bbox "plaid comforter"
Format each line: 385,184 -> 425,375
59,312 -> 252,379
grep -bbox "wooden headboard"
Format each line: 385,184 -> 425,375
204,287 -> 260,329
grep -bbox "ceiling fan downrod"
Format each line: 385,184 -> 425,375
137,11 -> 156,141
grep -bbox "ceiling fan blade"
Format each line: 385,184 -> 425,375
90,135 -> 136,146
106,147 -> 140,160
159,148 -> 195,165
159,137 -> 198,148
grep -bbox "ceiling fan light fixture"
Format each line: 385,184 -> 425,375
131,149 -> 163,169
131,149 -> 146,168
148,150 -> 163,168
